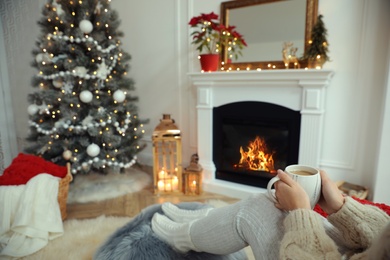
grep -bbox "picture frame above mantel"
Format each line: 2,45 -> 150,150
220,0 -> 319,71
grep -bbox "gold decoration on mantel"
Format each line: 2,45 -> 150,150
152,114 -> 182,194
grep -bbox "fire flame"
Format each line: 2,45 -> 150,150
234,136 -> 275,172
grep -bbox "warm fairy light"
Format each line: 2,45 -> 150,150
105,24 -> 109,28
70,103 -> 74,107
48,18 -> 51,22
72,12 -> 76,16
71,24 -> 74,27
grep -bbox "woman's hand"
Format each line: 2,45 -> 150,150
274,169 -> 311,211
318,170 -> 345,215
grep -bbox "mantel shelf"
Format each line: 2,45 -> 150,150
188,69 -> 334,83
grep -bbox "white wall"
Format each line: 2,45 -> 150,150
1,0 -> 389,202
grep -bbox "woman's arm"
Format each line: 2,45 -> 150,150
280,209 -> 342,260
327,196 -> 390,250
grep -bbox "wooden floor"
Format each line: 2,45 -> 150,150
66,165 -> 240,220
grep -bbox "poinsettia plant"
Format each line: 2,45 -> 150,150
188,12 -> 247,60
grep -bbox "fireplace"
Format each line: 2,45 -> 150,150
213,101 -> 301,188
189,70 -> 334,199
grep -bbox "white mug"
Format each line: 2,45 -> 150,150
267,165 -> 321,209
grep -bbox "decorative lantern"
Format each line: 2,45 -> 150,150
152,114 -> 182,194
183,153 -> 203,195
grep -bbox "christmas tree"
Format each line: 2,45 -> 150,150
304,15 -> 330,66
25,0 -> 148,175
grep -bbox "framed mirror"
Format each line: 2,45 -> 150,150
220,0 -> 318,70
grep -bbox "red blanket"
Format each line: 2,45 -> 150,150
0,153 -> 67,185
314,197 -> 390,217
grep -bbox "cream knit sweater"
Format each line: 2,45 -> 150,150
279,197 -> 390,260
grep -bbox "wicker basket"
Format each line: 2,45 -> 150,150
58,163 -> 73,220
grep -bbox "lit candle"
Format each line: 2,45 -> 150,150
190,180 -> 197,193
157,180 -> 165,191
172,176 -> 178,190
158,169 -> 166,179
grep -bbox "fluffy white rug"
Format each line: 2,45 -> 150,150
20,215 -> 131,260
67,167 -> 151,203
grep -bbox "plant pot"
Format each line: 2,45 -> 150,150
199,54 -> 219,72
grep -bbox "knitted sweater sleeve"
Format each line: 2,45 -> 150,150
279,209 -> 341,260
327,196 -> 390,251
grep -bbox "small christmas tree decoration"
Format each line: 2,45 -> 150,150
79,19 -> 93,34
304,15 -> 330,69
113,90 -> 125,103
62,150 -> 72,160
27,104 -> 39,116
87,143 -> 100,157
52,79 -> 63,88
79,90 -> 93,103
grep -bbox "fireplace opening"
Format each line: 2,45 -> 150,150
213,101 -> 301,188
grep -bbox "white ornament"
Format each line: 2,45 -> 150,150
79,20 -> 93,34
113,90 -> 125,103
53,79 -> 63,88
28,104 -> 39,115
63,150 -> 72,160
87,143 -> 100,157
74,66 -> 87,76
79,90 -> 93,103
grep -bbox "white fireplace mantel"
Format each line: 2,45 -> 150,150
189,70 -> 334,199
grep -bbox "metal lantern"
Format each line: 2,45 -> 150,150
152,114 -> 182,194
183,153 -> 203,195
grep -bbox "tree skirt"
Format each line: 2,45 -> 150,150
67,167 -> 151,204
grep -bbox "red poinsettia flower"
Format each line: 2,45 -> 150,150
188,11 -> 247,59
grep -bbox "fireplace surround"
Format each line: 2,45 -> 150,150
189,70 -> 334,199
